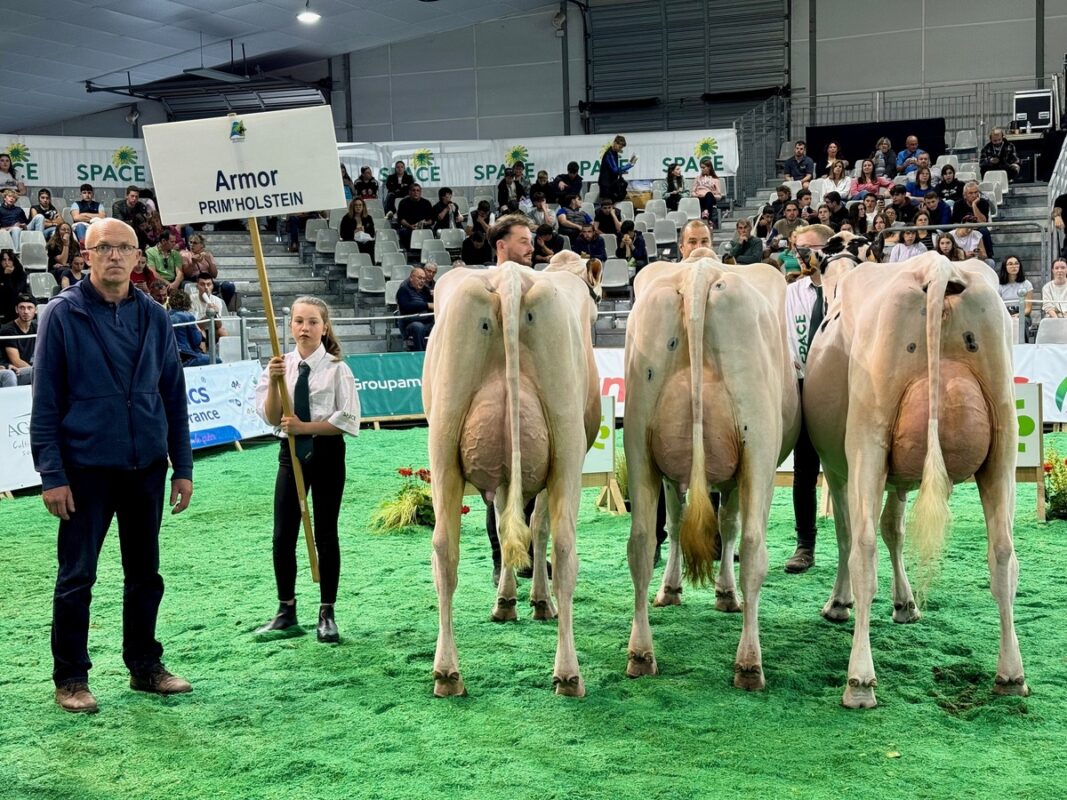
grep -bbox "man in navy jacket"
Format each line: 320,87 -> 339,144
31,218 -> 194,714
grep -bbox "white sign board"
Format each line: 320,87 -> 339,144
582,396 -> 616,475
0,386 -> 35,492
185,360 -> 274,450
143,106 -> 346,225
1014,381 -> 1042,468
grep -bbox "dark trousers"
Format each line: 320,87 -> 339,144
792,381 -> 821,548
486,497 -> 538,567
698,195 -> 721,227
274,437 -> 345,605
402,319 -> 433,351
51,460 -> 168,686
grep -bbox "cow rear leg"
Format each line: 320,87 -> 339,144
628,462 -> 661,677
432,468 -> 467,697
490,493 -> 520,622
821,473 -> 854,622
549,478 -> 584,696
529,492 -> 556,620
733,473 -> 770,691
975,464 -> 1029,697
653,480 -> 684,607
882,490 -> 920,624
715,487 -> 742,614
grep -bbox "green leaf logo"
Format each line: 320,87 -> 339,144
6,142 -> 30,165
411,149 -> 434,168
694,138 -> 719,159
504,145 -> 529,166
1056,377 -> 1067,411
111,146 -> 138,168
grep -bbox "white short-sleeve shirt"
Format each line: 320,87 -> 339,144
255,343 -> 361,437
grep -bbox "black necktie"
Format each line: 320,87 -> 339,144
807,284 -> 824,350
294,361 -> 313,463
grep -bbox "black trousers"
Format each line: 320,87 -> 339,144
274,437 -> 345,605
792,380 -> 821,548
51,460 -> 168,686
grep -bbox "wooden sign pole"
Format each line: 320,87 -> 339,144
248,218 -> 319,582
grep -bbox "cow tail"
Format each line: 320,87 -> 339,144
499,267 -> 532,571
909,263 -> 953,572
679,265 -> 720,585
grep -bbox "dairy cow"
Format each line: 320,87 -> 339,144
423,252 -> 602,697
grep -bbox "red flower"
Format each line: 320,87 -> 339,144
1063,458 -> 1067,466
398,467 -> 413,477
1044,463 -> 1053,474
461,505 -> 471,515
417,468 -> 431,483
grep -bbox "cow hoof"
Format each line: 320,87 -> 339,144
491,597 -> 518,622
733,663 -> 765,691
993,675 -> 1030,697
531,599 -> 557,620
821,600 -> 853,623
653,586 -> 683,607
892,600 -> 922,624
715,590 -> 742,613
553,674 -> 586,697
433,670 -> 467,698
626,650 -> 659,678
842,678 -> 878,709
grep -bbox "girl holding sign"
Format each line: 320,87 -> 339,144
254,296 -> 361,643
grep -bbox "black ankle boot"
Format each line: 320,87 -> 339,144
317,605 -> 339,643
255,601 -> 297,634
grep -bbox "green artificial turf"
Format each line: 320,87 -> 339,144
1,427 -> 1065,800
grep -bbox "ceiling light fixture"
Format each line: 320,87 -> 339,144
297,0 -> 321,23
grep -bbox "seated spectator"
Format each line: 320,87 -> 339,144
130,251 -> 159,293
950,181 -> 994,257
431,187 -> 464,232
770,185 -> 792,219
340,163 -> 356,200
782,140 -> 815,187
27,189 -> 61,240
594,198 -> 624,236
338,197 -> 376,259
190,273 -> 228,342
795,188 -> 817,224
168,289 -> 211,366
573,223 -> 607,261
724,218 -> 763,264
754,205 -> 778,244
998,255 -> 1033,321
148,278 -> 169,306
1041,258 -> 1067,317
920,191 -> 952,228
824,192 -> 849,229
868,214 -> 895,261
461,229 -> 493,264
467,200 -> 492,238
395,266 -> 434,350
180,233 -> 236,308
816,204 -> 832,228
936,164 -> 965,204
531,170 -> 557,204
934,233 -> 965,262
527,192 -> 557,230
0,189 -> 28,251
0,293 -> 36,386
773,229 -> 802,277
353,166 -> 379,199
496,167 -> 526,215
851,159 -> 893,200
396,183 -> 434,250
896,135 -> 926,175
0,153 -> 26,196
556,194 -> 592,243
888,228 -> 927,262
533,223 -> 567,266
423,261 -> 438,292
980,127 -> 1020,182
869,137 -> 898,180
111,185 -> 153,250
950,222 -> 991,264
691,159 -> 724,226
0,249 -> 28,323
145,229 -> 184,292
824,160 -> 852,199
615,220 -> 648,268
664,163 -> 688,212
58,254 -> 87,289
69,183 -> 105,242
912,211 -> 935,250
511,160 -> 532,197
773,201 -> 803,245
818,141 -> 849,177
46,222 -> 81,271
553,161 -> 584,200
385,161 -> 414,215
905,166 -> 936,203
849,193 -> 882,235
888,185 -> 918,224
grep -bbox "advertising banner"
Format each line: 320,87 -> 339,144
594,348 -> 626,416
345,352 -> 426,420
0,386 -> 34,493
0,134 -> 151,190
338,128 -> 739,188
184,360 -> 273,450
583,397 -> 616,475
1013,344 -> 1067,423
143,106 -> 346,225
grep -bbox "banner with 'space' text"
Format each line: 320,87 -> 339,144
0,134 -> 151,190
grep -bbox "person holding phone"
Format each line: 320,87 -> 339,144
598,134 -> 637,203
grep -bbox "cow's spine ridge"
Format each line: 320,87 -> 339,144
499,267 -> 532,570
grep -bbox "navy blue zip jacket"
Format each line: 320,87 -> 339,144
31,279 -> 192,490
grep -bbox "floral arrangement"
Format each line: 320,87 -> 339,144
370,467 -> 469,532
1043,446 -> 1067,520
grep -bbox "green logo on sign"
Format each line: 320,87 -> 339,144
504,145 -> 529,166
411,149 -> 435,168
1056,377 -> 1067,411
112,146 -> 138,168
694,137 -> 719,160
5,142 -> 30,165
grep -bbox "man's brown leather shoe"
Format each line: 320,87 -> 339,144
130,666 -> 192,695
55,681 -> 99,714
784,546 -> 816,574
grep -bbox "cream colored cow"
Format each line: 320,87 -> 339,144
624,256 -> 800,689
804,249 -> 1029,708
423,252 -> 602,698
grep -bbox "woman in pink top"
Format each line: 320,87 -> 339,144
850,159 -> 893,199
691,159 -> 724,227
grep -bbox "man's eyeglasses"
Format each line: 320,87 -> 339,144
88,244 -> 138,257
